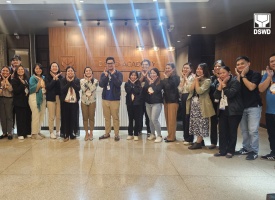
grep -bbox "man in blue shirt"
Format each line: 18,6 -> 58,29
99,57 -> 123,141
259,53 -> 275,160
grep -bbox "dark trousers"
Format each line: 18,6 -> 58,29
181,94 -> 193,142
218,111 -> 242,154
139,103 -> 151,134
14,106 -> 32,137
61,102 -> 79,139
210,102 -> 218,145
127,104 -> 143,136
266,113 -> 275,155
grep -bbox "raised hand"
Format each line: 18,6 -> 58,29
241,66 -> 249,77
235,68 -> 240,77
266,66 -> 274,77
103,68 -> 108,77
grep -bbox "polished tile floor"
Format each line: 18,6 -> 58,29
0,127 -> 274,200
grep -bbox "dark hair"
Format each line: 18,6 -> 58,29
150,67 -> 160,85
12,54 -> 21,61
128,70 -> 138,78
49,62 -> 60,74
220,66 -> 231,72
1,66 -> 12,82
166,62 -> 177,76
236,56 -> 250,63
214,60 -> 225,67
141,59 -> 151,66
106,57 -> 115,63
83,66 -> 93,74
183,62 -> 193,74
197,63 -> 210,78
269,53 -> 275,59
14,65 -> 28,80
33,63 -> 44,76
65,66 -> 75,72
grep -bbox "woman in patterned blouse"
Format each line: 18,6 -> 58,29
80,67 -> 98,141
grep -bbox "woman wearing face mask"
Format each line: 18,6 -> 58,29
60,66 -> 80,142
80,67 -> 98,141
0,66 -> 13,140
29,63 -> 47,140
144,68 -> 164,143
213,66 -> 243,158
178,63 -> 195,145
187,63 -> 215,150
162,63 -> 180,142
45,62 -> 62,139
125,70 -> 143,141
11,66 -> 31,140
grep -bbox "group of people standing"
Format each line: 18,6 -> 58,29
1,54 -> 274,161
178,54 -> 275,161
0,55 -> 98,142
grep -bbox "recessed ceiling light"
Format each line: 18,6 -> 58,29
153,0 -> 157,1
177,40 -> 181,43
201,26 -> 206,29
187,34 -> 191,37
79,0 -> 84,2
6,1 -> 12,3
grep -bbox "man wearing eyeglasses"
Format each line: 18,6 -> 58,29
99,57 -> 123,141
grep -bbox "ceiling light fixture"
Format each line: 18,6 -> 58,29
136,46 -> 144,51
201,26 -> 206,29
6,0 -> 11,3
167,46 -> 175,51
177,40 -> 181,43
153,46 -> 159,51
187,34 -> 191,36
79,0 -> 84,3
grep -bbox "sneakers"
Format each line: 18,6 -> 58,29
63,137 -> 69,142
147,134 -> 156,141
134,136 -> 139,141
154,136 -> 163,143
114,135 -> 120,141
50,132 -> 57,139
246,152 -> 258,160
235,148 -> 249,155
127,135 -> 134,140
56,132 -> 60,138
261,153 -> 275,161
31,134 -> 43,140
27,135 -> 32,138
188,142 -> 202,150
18,136 -> 24,140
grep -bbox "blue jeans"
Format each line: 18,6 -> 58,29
146,103 -> 162,137
240,106 -> 262,153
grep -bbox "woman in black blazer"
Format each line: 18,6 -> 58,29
11,66 -> 32,140
60,66 -> 80,142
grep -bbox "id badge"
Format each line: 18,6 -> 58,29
25,88 -> 29,95
193,96 -> 198,103
85,90 -> 92,96
107,85 -> 110,90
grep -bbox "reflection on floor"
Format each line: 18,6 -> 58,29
0,127 -> 274,200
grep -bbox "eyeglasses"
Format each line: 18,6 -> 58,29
107,62 -> 114,65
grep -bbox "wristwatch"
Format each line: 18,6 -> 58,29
241,75 -> 247,79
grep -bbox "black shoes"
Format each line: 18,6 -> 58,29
208,145 -> 217,150
99,134 -> 110,140
246,152 -> 258,160
8,134 -> 13,140
188,142 -> 202,150
214,153 -> 226,157
261,153 -> 275,161
235,148 -> 249,155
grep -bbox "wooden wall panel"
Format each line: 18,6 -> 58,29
49,26 -> 175,82
215,10 -> 275,126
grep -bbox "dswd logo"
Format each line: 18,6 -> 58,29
254,13 -> 271,34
